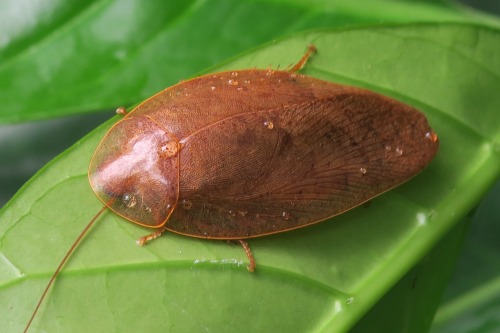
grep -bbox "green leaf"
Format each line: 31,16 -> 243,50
430,182 -> 500,333
1,24 -> 499,333
0,0 -> 495,123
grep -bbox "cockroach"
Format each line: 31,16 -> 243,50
23,45 -> 439,332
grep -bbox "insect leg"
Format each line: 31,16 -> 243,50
287,45 -> 317,73
136,229 -> 165,246
238,239 -> 256,272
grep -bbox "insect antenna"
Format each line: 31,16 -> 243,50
23,200 -> 113,333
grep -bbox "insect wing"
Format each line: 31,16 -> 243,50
166,89 -> 439,238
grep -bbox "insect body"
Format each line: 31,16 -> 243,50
89,68 -> 439,240
24,46 -> 439,332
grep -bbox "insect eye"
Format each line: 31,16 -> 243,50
122,193 -> 137,208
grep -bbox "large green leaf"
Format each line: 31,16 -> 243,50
1,24 -> 499,332
0,0 -> 494,124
